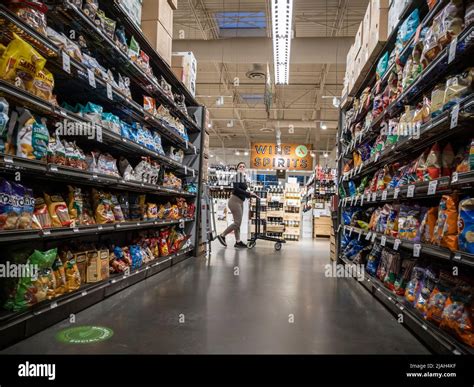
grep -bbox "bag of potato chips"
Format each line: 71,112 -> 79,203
0,33 -> 46,91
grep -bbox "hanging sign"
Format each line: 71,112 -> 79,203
250,143 -> 313,171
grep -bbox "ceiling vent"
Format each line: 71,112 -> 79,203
246,64 -> 266,80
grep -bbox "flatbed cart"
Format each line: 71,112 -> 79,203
247,197 -> 286,251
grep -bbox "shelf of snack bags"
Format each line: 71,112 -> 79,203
0,173 -> 197,243
0,241 -> 194,350
3,0 -> 199,131
338,240 -> 474,354
0,78 -> 198,178
340,94 -> 474,185
349,0 -> 450,105
339,135 -> 474,209
0,4 -> 199,155
341,5 -> 474,154
100,0 -> 201,121
340,187 -> 474,268
338,253 -> 473,354
42,0 -> 200,133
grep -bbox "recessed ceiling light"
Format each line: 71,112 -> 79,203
320,122 -> 327,130
235,151 -> 240,156
244,151 -> 249,156
324,153 -> 328,158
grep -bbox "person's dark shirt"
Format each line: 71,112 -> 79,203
232,172 -> 251,201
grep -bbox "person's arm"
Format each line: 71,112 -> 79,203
233,182 -> 252,198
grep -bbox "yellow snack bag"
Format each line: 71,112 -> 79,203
0,33 -> 46,91
32,67 -> 54,102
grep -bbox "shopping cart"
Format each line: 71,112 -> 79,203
247,196 -> 286,251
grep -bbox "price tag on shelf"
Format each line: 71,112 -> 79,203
450,104 -> 459,129
50,301 -> 58,309
375,153 -> 380,162
106,82 -> 113,100
185,141 -> 189,150
98,225 -> 103,230
73,228 -> 79,233
448,36 -> 458,64
349,227 -> 353,237
453,253 -> 461,261
350,197 -> 355,206
372,192 -> 377,202
413,244 -> 421,257
194,147 -> 197,155
50,165 -> 58,172
184,166 -> 187,174
43,229 -> 51,236
358,165 -> 363,174
337,224 -> 342,232
382,191 -> 388,201
357,231 -> 362,241
3,155 -> 13,164
371,233 -> 377,242
380,235 -> 387,247
62,51 -> 71,74
87,69 -> 96,88
452,172 -> 459,184
81,291 -> 88,297
407,185 -> 415,198
394,188 -> 400,199
428,180 -> 438,195
354,196 -> 359,206
360,194 -> 364,206
393,239 -> 401,251
365,232 -> 372,241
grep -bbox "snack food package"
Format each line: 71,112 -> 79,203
432,194 -> 459,250
32,68 -> 55,102
8,0 -> 48,35
366,244 -> 383,277
394,259 -> 416,296
159,229 -> 170,256
44,192 -> 72,228
440,282 -> 474,348
146,203 -> 158,220
441,143 -> 455,177
82,0 -> 99,19
0,33 -> 46,91
144,96 -> 156,115
0,98 -> 10,154
17,185 -> 35,229
405,266 -> 426,306
32,196 -> 51,229
420,206 -> 438,243
415,267 -> 438,315
52,258 -> 67,297
110,194 -> 125,222
65,253 -> 81,291
92,189 -> 115,224
0,178 -> 15,230
458,197 -> 474,254
4,248 -> 58,311
12,108 -> 49,161
426,271 -> 458,325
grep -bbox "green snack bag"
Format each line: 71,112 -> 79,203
4,248 -> 58,311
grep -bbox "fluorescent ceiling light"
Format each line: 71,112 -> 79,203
271,0 -> 293,85
333,97 -> 340,108
244,151 -> 249,156
235,151 -> 240,156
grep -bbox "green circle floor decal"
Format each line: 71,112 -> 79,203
56,326 -> 114,344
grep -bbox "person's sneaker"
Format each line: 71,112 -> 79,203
217,235 -> 227,247
234,241 -> 248,248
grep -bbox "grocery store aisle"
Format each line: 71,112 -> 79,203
2,240 -> 429,354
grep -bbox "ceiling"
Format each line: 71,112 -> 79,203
172,0 -> 368,161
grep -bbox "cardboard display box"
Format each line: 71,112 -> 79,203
172,52 -> 197,96
353,22 -> 364,59
313,225 -> 332,237
367,0 -> 389,62
141,0 -> 173,36
284,213 -> 301,222
314,216 -> 332,226
142,20 -> 172,65
168,0 -> 178,10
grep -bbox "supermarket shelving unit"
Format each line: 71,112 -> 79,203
336,0 -> 474,355
0,2 -> 206,349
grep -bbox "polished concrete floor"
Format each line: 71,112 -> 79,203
2,239 -> 429,354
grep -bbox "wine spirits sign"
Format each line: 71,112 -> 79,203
250,143 -> 313,171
